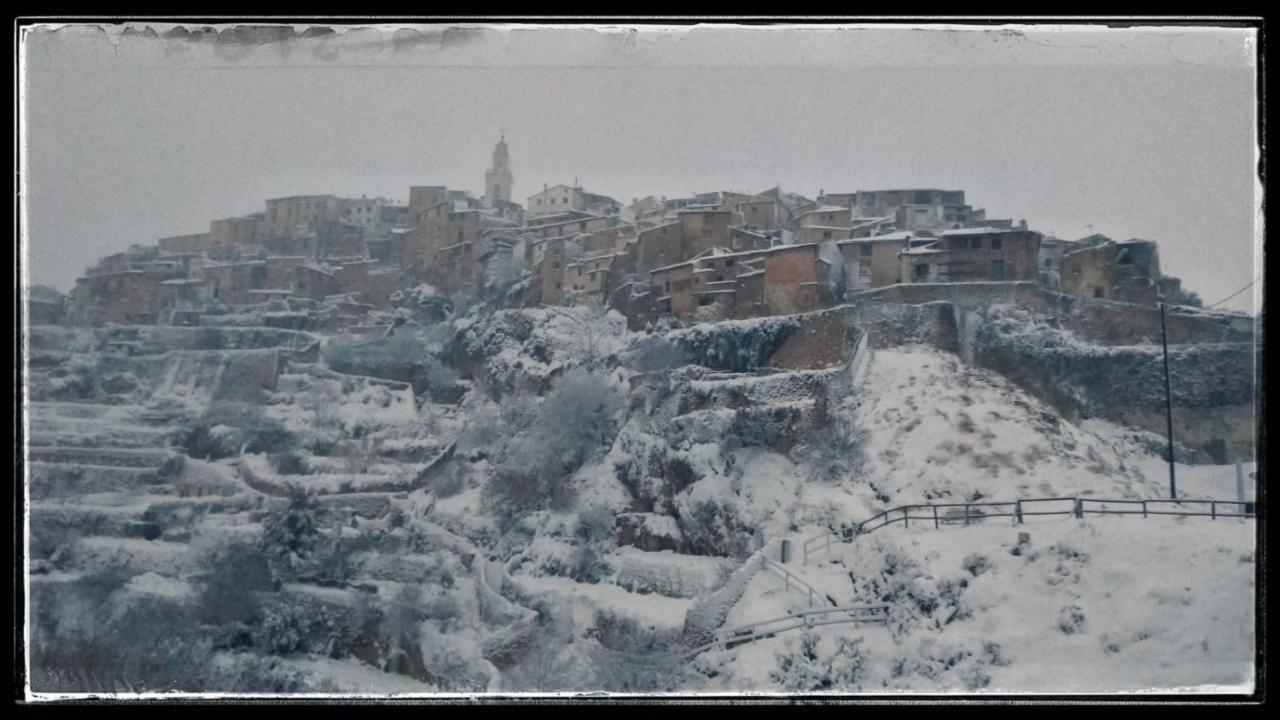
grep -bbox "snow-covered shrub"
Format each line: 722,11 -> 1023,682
623,334 -> 686,373
390,283 -> 453,324
586,610 -> 686,691
677,497 -> 755,559
194,535 -> 275,628
791,401 -> 866,483
258,592 -> 373,660
1057,605 -> 1088,635
421,594 -> 463,632
575,506 -> 617,546
962,553 -> 993,578
771,630 -> 870,692
270,450 -> 311,475
178,401 -> 296,460
502,634 -> 582,691
489,369 -> 625,517
260,485 -> 326,581
30,579 -> 214,693
568,545 -> 612,583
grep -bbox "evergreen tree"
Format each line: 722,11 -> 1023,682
261,484 -> 325,580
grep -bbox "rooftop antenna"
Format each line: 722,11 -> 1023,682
500,128 -> 505,141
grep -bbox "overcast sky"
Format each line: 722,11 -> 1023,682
19,23 -> 1260,313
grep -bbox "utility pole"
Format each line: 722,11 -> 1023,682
1159,302 -> 1177,499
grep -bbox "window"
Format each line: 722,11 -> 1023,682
823,230 -> 833,241
914,264 -> 929,280
1118,250 -> 1133,265
990,260 -> 1006,281
1044,258 -> 1052,268
991,237 -> 1002,250
664,281 -> 671,293
971,238 -> 984,250
579,222 -> 587,232
1093,287 -> 1105,298
727,259 -> 735,266
699,296 -> 714,307
860,244 -> 872,257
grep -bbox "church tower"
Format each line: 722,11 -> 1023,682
484,132 -> 513,206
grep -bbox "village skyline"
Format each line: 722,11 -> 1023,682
19,25 -> 1260,314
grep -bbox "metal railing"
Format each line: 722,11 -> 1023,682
685,603 -> 891,659
803,496 -> 1256,564
759,555 -> 838,608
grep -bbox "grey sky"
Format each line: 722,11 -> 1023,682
19,23 -> 1260,313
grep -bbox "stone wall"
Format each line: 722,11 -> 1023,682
961,307 -> 1256,463
849,282 -> 1253,346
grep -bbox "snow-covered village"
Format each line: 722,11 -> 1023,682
18,23 -> 1260,700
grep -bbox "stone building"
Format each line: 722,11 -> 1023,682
1036,235 -> 1082,290
899,227 -> 1042,284
1060,238 -> 1167,306
343,196 -> 394,237
646,242 -> 842,323
264,195 -> 346,241
209,214 -> 264,248
526,183 -> 620,218
69,269 -> 177,326
26,285 -> 66,325
158,232 -> 213,255
338,260 -> 400,309
838,232 -> 931,291
635,209 -> 733,272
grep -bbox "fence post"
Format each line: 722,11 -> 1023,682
1142,500 -> 1148,518
933,505 -> 940,529
1015,500 -> 1023,525
903,506 -> 909,529
964,504 -> 970,526
1211,501 -> 1216,520
1074,498 -> 1083,519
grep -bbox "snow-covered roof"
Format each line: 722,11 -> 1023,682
838,231 -> 921,243
940,226 -> 1022,236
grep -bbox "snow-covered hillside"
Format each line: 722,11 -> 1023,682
699,516 -> 1255,693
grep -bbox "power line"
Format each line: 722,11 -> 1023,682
1204,276 -> 1262,310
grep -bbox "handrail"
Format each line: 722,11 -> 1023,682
759,554 -> 837,607
802,495 -> 1256,564
685,603 -> 891,659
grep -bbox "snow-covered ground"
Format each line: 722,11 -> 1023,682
703,515 -> 1255,693
793,345 -> 1255,528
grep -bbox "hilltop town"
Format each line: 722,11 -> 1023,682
22,137 -> 1257,694
46,136 -> 1207,332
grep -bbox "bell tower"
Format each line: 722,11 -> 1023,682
484,131 -> 513,206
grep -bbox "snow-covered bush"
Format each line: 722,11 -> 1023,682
260,485 -> 326,581
270,450 -> 311,476
962,553 -> 993,578
790,399 -> 866,483
623,334 -> 686,373
1057,605 -> 1088,635
771,630 -> 869,692
390,283 -> 453,324
489,369 -> 625,517
178,401 -> 296,460
194,535 -> 275,628
30,577 -> 215,693
586,610 -> 686,691
258,592 -> 374,660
